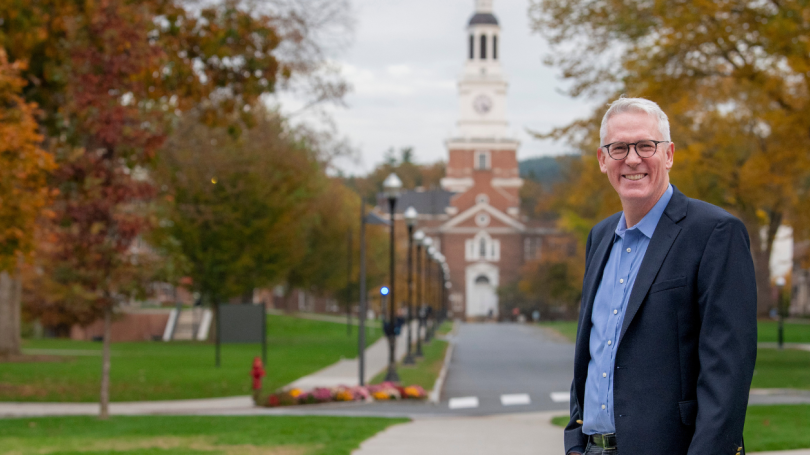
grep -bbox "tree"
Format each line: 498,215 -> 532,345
347,149 -> 446,204
156,108 -> 323,303
0,50 -> 55,357
6,0 -> 333,418
529,0 -> 810,314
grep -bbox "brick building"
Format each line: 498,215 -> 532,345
379,0 -> 558,320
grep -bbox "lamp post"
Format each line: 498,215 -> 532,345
403,206 -> 418,365
776,276 -> 786,350
414,230 -> 425,358
382,173 -> 402,382
426,246 -> 436,343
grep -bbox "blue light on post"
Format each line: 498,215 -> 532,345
380,286 -> 390,296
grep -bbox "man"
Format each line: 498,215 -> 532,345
564,98 -> 757,455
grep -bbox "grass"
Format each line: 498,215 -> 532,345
436,320 -> 454,336
757,320 -> 810,343
751,348 -> 810,390
539,320 -> 810,346
1,314 -> 380,402
744,405 -> 810,452
550,405 -> 810,452
539,320 -> 578,343
0,415 -> 408,455
370,339 -> 449,390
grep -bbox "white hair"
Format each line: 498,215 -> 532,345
599,97 -> 671,145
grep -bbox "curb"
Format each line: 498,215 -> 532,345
428,320 -> 458,404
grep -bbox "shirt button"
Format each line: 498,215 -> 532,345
607,340 -> 612,346
626,248 -> 631,253
613,309 -> 618,315
619,278 -> 624,284
603,372 -> 607,378
602,404 -> 606,410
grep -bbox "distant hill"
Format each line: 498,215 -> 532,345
519,155 -> 577,188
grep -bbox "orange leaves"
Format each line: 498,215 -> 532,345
0,49 -> 55,273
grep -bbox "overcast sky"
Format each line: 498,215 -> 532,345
275,0 -> 600,175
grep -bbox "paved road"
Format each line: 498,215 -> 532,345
242,321 -> 575,417
440,322 -> 574,414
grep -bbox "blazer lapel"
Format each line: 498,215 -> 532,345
618,188 -> 688,345
574,221 -> 616,399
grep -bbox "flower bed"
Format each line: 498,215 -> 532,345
264,382 -> 426,407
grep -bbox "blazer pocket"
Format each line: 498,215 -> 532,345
650,276 -> 687,294
678,399 -> 698,426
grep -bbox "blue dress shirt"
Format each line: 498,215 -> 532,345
582,184 -> 673,435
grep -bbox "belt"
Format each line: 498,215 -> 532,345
589,433 -> 617,449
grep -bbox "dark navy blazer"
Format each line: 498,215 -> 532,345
565,186 -> 757,455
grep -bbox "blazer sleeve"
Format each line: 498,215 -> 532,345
688,217 -> 757,455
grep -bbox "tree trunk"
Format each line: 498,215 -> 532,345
742,212 -> 781,317
99,306 -> 112,419
0,271 -> 22,357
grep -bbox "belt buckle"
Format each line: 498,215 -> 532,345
592,433 -> 617,449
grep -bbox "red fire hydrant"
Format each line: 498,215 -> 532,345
250,357 -> 265,406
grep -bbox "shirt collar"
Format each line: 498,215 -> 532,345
615,184 -> 674,240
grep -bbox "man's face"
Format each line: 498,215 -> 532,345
598,111 -> 674,210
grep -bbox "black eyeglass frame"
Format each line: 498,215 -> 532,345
600,139 -> 671,160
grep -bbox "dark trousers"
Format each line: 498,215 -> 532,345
584,442 -> 618,455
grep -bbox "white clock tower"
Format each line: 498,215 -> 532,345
456,0 -> 509,139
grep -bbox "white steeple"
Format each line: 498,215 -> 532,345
455,0 -> 510,140
475,0 -> 493,13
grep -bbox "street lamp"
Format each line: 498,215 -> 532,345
413,230 -> 425,358
426,246 -> 436,342
776,276 -> 786,350
403,206 -> 418,365
382,173 -> 402,382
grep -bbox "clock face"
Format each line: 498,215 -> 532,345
473,94 -> 493,114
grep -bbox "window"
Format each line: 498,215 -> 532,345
480,34 -> 487,59
524,237 -> 542,261
465,231 -> 501,262
475,151 -> 490,170
469,34 -> 474,60
475,275 -> 490,284
476,213 -> 490,227
493,35 -> 498,60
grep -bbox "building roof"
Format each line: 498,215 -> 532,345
469,13 -> 498,26
376,189 -> 455,216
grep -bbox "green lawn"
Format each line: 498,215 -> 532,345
751,348 -> 810,390
550,405 -> 810,452
371,340 -> 449,390
541,320 -> 810,346
757,320 -> 810,343
744,405 -> 810,452
539,321 -> 578,343
1,314 -> 379,402
0,415 -> 407,455
437,320 -> 454,336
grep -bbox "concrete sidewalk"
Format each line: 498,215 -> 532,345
352,411 -> 810,455
286,320 -> 420,390
354,411 -> 565,455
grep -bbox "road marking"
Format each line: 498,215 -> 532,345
501,393 -> 531,406
448,396 -> 479,409
550,392 -> 570,403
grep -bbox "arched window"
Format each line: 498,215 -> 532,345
480,34 -> 487,59
493,35 -> 498,60
480,238 -> 487,257
475,275 -> 490,284
469,34 -> 474,60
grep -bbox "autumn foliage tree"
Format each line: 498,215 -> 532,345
1,0 -> 346,417
529,0 -> 810,315
0,50 -> 55,357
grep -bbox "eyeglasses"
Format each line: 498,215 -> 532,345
600,140 -> 670,160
